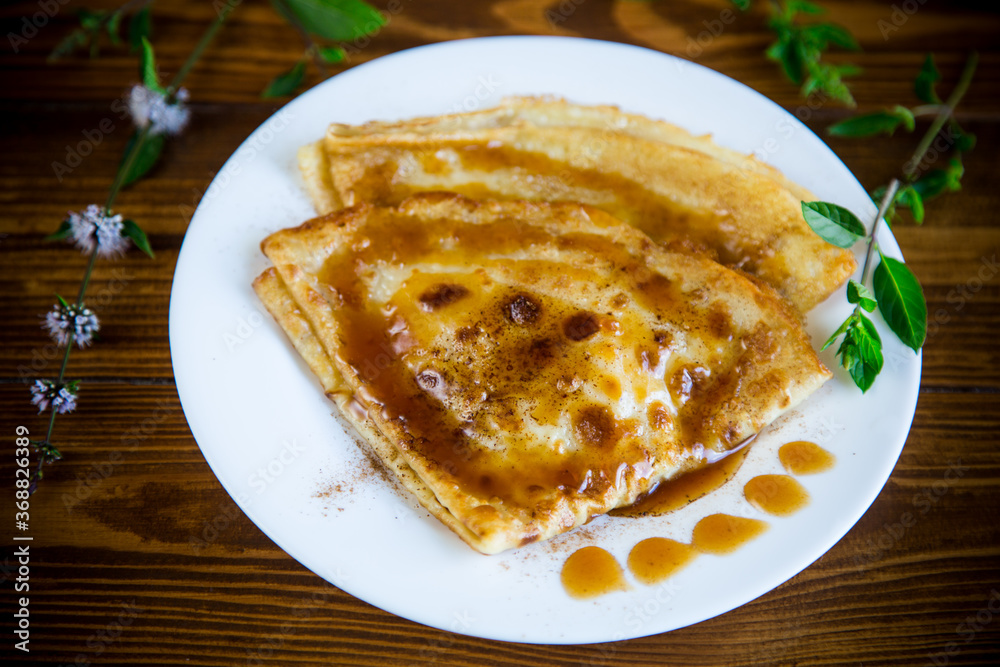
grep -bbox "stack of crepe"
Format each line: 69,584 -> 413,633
253,97 -> 852,554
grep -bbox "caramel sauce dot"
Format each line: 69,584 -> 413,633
503,293 -> 541,324
743,474 -> 809,516
561,546 -> 629,599
779,440 -> 835,475
691,514 -> 768,554
564,312 -> 601,341
627,538 -> 697,585
418,283 -> 469,311
573,405 -> 619,449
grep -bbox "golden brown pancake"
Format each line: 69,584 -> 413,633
298,97 -> 856,313
255,193 -> 831,554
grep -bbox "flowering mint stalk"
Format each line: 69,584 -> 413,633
28,7 -> 235,494
44,295 -> 100,348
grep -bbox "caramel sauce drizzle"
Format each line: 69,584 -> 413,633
779,440 -> 835,475
627,538 -> 697,585
611,446 -> 750,518
439,143 -> 746,268
743,474 -> 810,516
560,546 -> 630,599
562,436 -> 829,598
319,208 -> 760,510
690,513 -> 769,555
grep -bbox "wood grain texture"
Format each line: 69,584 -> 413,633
1,0 -> 999,664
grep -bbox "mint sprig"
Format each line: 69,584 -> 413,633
823,311 -> 882,393
807,53 -> 976,391
812,183 -> 904,393
734,0 -> 860,106
841,54 -> 978,226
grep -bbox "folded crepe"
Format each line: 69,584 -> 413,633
254,193 -> 831,554
298,96 -> 856,313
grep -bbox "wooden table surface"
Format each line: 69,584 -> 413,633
2,1 -> 999,664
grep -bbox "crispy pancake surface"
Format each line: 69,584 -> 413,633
255,193 -> 831,554
299,97 -> 856,313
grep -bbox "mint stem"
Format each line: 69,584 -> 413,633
167,2 -> 233,94
105,125 -> 151,212
860,179 -> 901,285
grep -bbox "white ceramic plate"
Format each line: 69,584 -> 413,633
169,36 -> 920,644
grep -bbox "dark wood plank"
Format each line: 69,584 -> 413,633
1,1 -> 998,112
2,0 -> 1000,664
1,386 -> 997,666
3,106 -> 999,385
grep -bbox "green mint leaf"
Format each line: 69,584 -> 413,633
78,8 -> 105,31
262,60 -> 306,98
788,38 -> 811,85
837,313 -> 883,393
820,78 -> 856,107
909,187 -> 925,223
873,254 -> 927,352
914,53 -> 941,104
913,157 -> 965,202
55,293 -> 71,309
280,0 -> 386,42
945,155 -> 965,187
318,45 -> 346,64
106,11 -> 123,45
836,63 -> 864,78
48,29 -> 89,61
823,74 -> 858,108
820,314 -> 852,351
800,72 -> 823,98
950,121 -> 976,153
910,172 -> 947,201
788,0 -> 824,15
892,105 -> 916,131
954,131 -> 977,153
801,201 -> 866,248
846,280 -> 877,312
766,33 -> 807,85
129,6 -> 152,53
139,36 -> 165,93
802,23 -> 859,51
45,220 -> 73,241
120,130 -> 166,186
897,185 -> 925,224
122,219 -> 154,258
730,0 -> 752,10
828,106 -> 914,137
